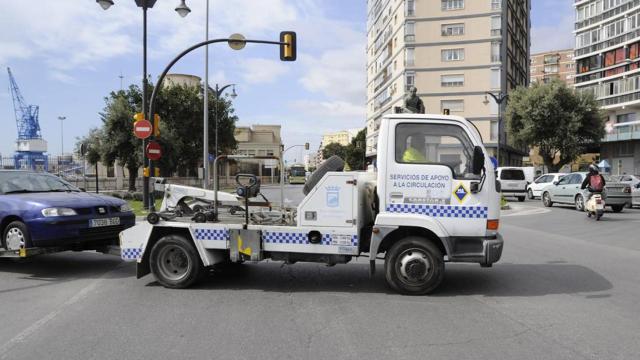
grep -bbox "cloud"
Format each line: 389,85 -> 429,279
530,1 -> 575,53
289,99 -> 365,119
239,58 -> 287,84
49,71 -> 75,84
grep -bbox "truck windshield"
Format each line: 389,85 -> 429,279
0,172 -> 80,194
395,123 -> 478,179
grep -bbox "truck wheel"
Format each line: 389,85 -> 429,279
542,192 -> 553,207
2,221 -> 33,250
384,237 -> 444,295
611,204 -> 624,213
303,155 -> 345,195
150,235 -> 203,289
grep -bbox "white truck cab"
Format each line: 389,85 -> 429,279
119,114 -> 503,295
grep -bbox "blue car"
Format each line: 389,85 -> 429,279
1,170 -> 135,252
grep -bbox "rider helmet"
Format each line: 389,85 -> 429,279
588,164 -> 599,174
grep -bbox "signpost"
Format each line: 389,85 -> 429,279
146,141 -> 162,161
134,119 -> 153,139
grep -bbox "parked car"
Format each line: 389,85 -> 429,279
602,175 -> 633,212
497,167 -> 528,202
541,172 -> 631,212
526,173 -> 566,199
0,170 -> 136,251
607,175 -> 640,208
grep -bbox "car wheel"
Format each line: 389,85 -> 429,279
542,192 -> 553,207
150,234 -> 204,289
384,236 -> 444,295
2,221 -> 33,250
611,204 -> 624,213
527,189 -> 534,199
575,194 -> 585,212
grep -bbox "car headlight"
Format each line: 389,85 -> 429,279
41,208 -> 78,217
119,204 -> 133,213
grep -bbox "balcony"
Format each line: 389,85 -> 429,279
575,0 -> 638,30
576,28 -> 640,58
598,91 -> 640,107
604,121 -> 640,142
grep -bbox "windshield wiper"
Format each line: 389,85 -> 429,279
4,190 -> 45,194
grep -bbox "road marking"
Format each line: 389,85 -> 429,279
0,264 -> 121,359
502,205 -> 551,217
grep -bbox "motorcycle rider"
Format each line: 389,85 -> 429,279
581,164 -> 606,201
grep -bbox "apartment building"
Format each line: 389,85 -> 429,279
365,0 -> 531,166
530,49 -> 576,85
574,0 -> 640,174
321,129 -> 360,147
233,125 -> 281,177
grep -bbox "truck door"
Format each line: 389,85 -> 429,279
381,121 -> 486,236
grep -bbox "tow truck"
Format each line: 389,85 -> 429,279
119,113 -> 503,294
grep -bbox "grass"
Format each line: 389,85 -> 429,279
127,199 -> 163,217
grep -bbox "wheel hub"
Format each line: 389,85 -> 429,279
399,250 -> 430,283
157,245 -> 191,281
6,228 -> 25,250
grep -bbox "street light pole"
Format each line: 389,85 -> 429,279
204,83 -> 236,189
96,0 -> 191,210
58,116 -> 65,174
203,0 -> 210,189
485,92 -> 508,166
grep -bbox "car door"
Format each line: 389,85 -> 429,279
551,174 -> 572,203
567,173 -> 585,202
532,175 -> 550,193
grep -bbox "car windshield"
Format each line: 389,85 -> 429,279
501,169 -> 525,180
0,172 -> 80,194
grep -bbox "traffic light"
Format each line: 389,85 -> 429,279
143,167 -> 150,177
280,31 -> 297,61
155,168 -> 160,177
153,114 -> 160,137
305,142 -> 309,150
133,112 -> 145,122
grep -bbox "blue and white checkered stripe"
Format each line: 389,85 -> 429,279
194,228 -> 229,241
263,232 -> 358,246
386,204 -> 488,219
121,248 -> 142,260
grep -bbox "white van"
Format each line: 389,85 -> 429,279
497,167 -> 528,202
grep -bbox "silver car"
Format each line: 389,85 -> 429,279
541,172 -> 631,212
608,175 -> 640,208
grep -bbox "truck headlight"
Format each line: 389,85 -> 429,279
41,208 -> 78,217
119,204 -> 133,213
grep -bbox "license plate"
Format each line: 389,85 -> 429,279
89,217 -> 120,228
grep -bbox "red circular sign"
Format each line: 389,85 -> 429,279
134,119 -> 153,139
146,141 -> 162,160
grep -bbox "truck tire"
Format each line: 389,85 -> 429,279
303,155 -> 345,195
2,221 -> 33,250
149,234 -> 203,289
384,236 -> 444,295
611,204 -> 624,213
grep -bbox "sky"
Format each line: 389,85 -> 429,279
0,0 -> 574,164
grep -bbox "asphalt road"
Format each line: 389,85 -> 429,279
1,190 -> 640,360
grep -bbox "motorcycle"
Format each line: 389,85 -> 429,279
585,192 -> 605,221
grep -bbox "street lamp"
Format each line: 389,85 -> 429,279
58,116 -> 66,174
280,143 -> 309,206
203,83 -> 237,189
97,0 -> 190,210
484,92 -> 508,166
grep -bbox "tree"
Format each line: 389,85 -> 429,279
76,128 -> 104,166
505,80 -> 604,172
345,128 -> 366,170
322,142 -> 347,160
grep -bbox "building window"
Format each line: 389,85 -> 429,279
441,48 -> 464,62
490,121 -> 499,142
490,16 -> 501,36
441,23 -> 465,36
440,99 -> 464,112
544,64 -> 559,73
405,22 -> 415,42
491,68 -> 500,89
405,47 -> 415,66
491,42 -> 501,62
441,74 -> 464,87
617,113 -> 637,124
491,0 -> 501,10
405,71 -> 416,91
406,0 -> 415,16
441,0 -> 464,11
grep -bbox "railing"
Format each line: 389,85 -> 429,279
576,28 -> 640,57
598,90 -> 640,106
604,123 -> 640,141
575,0 -> 638,30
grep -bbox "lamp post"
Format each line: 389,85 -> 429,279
484,92 -> 508,166
96,0 -> 191,210
58,116 -> 65,175
280,143 -> 309,207
204,83 -> 237,189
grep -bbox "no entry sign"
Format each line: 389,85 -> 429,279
146,141 -> 162,160
134,119 -> 153,139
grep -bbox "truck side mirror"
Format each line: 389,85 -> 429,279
472,146 -> 485,175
